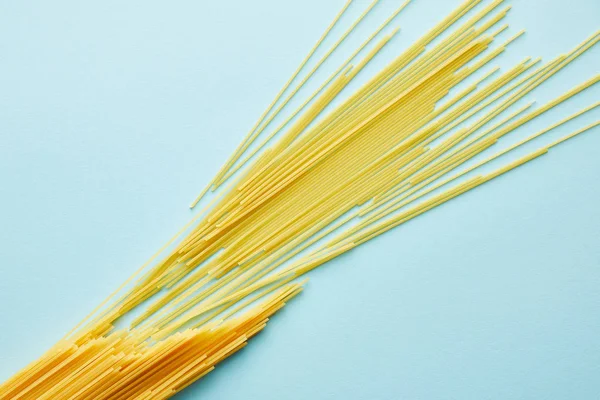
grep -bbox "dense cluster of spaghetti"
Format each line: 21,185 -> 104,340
1,0 -> 598,398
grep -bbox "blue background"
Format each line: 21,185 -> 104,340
1,0 -> 599,398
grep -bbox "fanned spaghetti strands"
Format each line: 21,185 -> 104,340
229,41 -> 487,222
244,0 -> 381,138
217,2 -> 412,187
256,117 -> 597,277
3,1 -> 600,398
138,28 -> 576,330
61,206 -> 212,343
208,0 -> 380,193
191,0 -> 352,208
362,101 -> 534,216
236,0 -> 489,195
338,78 -> 600,246
148,44 -> 508,332
393,107 -> 600,216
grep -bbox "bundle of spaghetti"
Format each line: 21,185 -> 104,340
198,0 -> 492,196
214,1 -> 415,188
141,47 -> 593,344
0,281 -> 303,400
2,0 -> 599,398
179,0 -> 498,260
123,15 -> 596,338
123,31 -> 482,314
75,1 -> 597,342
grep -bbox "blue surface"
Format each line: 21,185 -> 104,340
1,0 -> 599,399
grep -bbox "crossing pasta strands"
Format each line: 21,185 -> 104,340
1,1 -> 598,399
